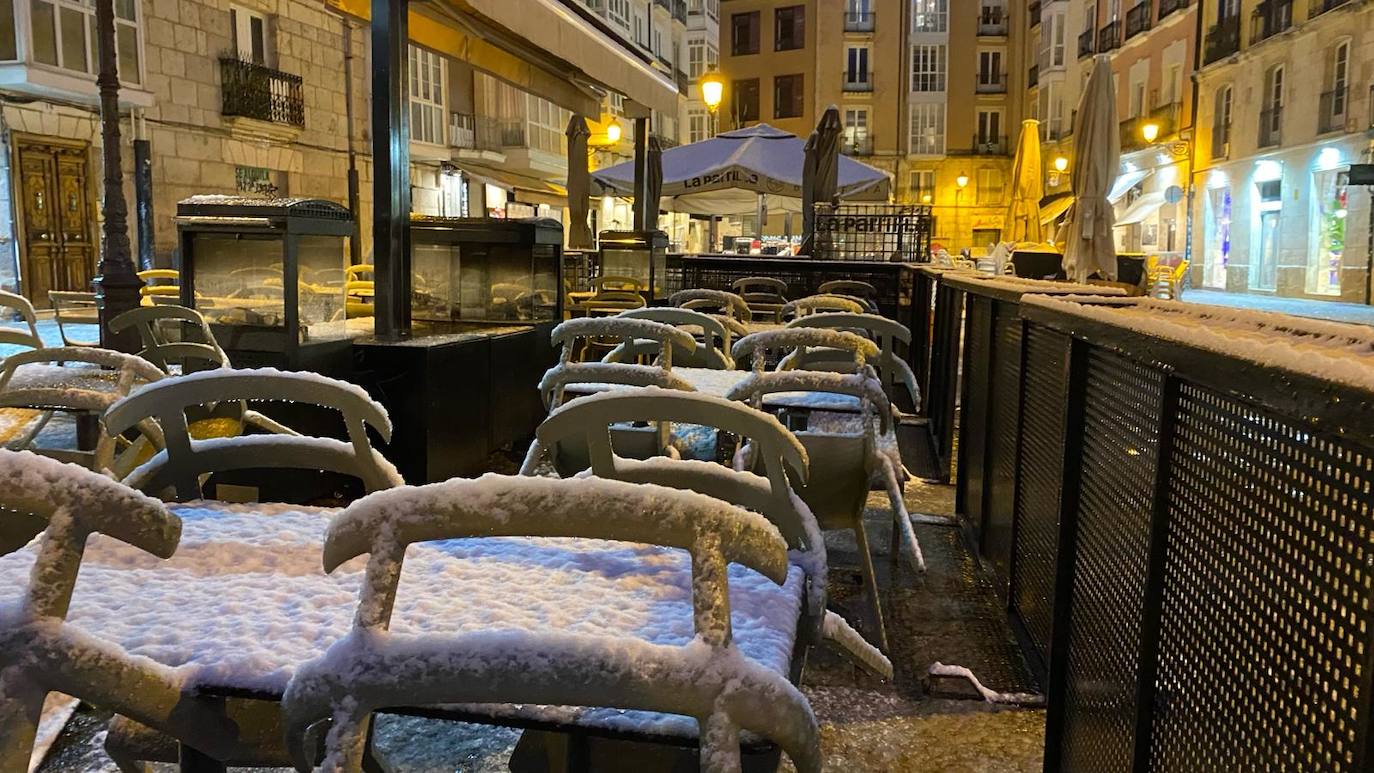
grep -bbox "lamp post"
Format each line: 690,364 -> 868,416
700,69 -> 724,137
955,172 -> 969,247
93,0 -> 142,352
1141,122 -> 1161,144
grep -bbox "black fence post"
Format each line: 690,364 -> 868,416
1042,337 -> 1091,773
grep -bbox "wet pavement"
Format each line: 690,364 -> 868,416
1183,288 -> 1374,327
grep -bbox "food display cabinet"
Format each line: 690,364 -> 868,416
598,230 -> 668,300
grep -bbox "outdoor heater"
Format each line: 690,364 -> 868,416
598,229 -> 668,300
175,195 -> 358,373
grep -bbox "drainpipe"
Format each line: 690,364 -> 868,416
341,14 -> 362,266
1185,3 -> 1204,278
133,109 -> 154,271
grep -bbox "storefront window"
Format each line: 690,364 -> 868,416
1309,169 -> 1347,296
1205,187 -> 1230,289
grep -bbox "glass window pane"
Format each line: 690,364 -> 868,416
117,22 -> 138,84
0,0 -> 15,60
59,6 -> 87,73
31,0 -> 57,66
116,0 -> 135,21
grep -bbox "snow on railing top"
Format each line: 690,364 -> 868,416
1025,296 -> 1374,393
956,273 -> 1130,296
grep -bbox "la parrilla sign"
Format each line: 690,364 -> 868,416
681,170 -> 762,189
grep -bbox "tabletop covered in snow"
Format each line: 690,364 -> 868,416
567,366 -> 863,411
0,500 -> 805,737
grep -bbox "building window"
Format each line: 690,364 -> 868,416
608,0 -> 630,28
525,93 -> 570,155
1331,41 -> 1349,117
976,109 -> 1002,148
688,109 -> 708,142
1212,85 -> 1232,157
976,168 -> 1003,205
230,5 -> 269,65
846,46 -> 870,88
732,77 -> 760,123
910,169 -> 936,202
634,8 -> 648,48
689,37 -> 705,78
774,74 -> 803,119
911,44 -> 946,92
978,50 -> 1003,88
911,0 -> 948,33
409,46 -> 446,145
30,0 -> 143,84
909,102 -> 945,155
1050,12 -> 1065,67
775,6 -> 804,51
731,11 -> 760,56
843,107 -> 870,153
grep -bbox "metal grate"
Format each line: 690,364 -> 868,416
957,295 -> 994,528
981,301 -> 1024,598
811,204 -> 933,262
1009,326 -> 1069,675
1151,383 -> 1374,770
1059,350 -> 1162,771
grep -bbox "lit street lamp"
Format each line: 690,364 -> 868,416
1054,156 -> 1069,173
700,69 -> 724,136
956,172 -> 970,190
1141,122 -> 1161,144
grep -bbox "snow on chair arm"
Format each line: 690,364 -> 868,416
670,288 -> 753,322
726,370 -> 892,435
781,295 -> 865,319
785,313 -> 920,410
731,328 -> 879,372
104,368 -> 399,501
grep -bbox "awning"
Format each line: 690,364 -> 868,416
1109,169 -> 1151,204
1114,191 -> 1166,227
462,164 -> 569,209
1039,195 -> 1074,225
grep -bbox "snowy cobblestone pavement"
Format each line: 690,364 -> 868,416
1184,289 -> 1374,327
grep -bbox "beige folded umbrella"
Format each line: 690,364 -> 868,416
1063,55 -> 1120,282
1004,119 -> 1045,244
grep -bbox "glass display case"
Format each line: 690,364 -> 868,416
175,195 -> 358,369
409,216 -> 562,330
598,230 -> 668,300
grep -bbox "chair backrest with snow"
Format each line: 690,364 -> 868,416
0,290 -> 42,353
731,327 -> 879,377
784,312 -> 920,410
104,368 -> 401,501
281,475 -> 820,773
781,294 -> 866,320
610,307 -> 739,369
48,291 -> 101,347
670,288 -> 753,323
108,305 -> 229,373
540,317 -> 696,408
818,280 -> 878,303
732,276 -> 789,322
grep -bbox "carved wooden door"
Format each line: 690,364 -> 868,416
16,137 -> 95,307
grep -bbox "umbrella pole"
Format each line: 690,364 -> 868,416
632,117 -> 649,230
755,193 -> 766,241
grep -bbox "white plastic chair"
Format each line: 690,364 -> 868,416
609,307 -> 740,370
784,312 -> 922,413
539,316 -> 697,409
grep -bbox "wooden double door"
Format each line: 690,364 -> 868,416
15,135 -> 96,307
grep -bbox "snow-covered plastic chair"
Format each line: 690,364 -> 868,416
731,277 -> 788,323
731,327 -> 880,377
281,475 -> 824,773
103,368 -> 402,501
726,369 -> 924,652
670,288 -> 754,323
47,291 -> 101,347
784,312 -> 921,412
108,305 -> 229,373
817,280 -> 879,312
781,294 -> 866,320
0,450 -> 257,770
539,317 -> 697,409
0,290 -> 43,355
608,307 -> 739,370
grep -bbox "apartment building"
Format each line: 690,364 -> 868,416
1193,0 -> 1371,302
719,0 -> 1028,249
1027,0 -> 1096,205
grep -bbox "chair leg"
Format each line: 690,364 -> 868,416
0,670 -> 44,773
852,523 -> 889,653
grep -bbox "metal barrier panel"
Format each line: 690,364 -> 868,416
1057,348 -> 1162,771
1008,325 -> 1069,680
980,299 -> 1025,600
925,281 -> 964,482
1151,383 -> 1374,770
956,294 -> 994,526
912,269 -> 937,411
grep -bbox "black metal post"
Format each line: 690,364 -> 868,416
134,133 -> 153,271
1041,337 -> 1091,773
342,14 -> 362,266
371,0 -> 410,340
93,0 -> 142,352
632,117 -> 648,230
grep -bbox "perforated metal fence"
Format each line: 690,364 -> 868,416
811,203 -> 933,262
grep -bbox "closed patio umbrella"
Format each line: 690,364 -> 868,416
645,135 -> 663,230
801,106 -> 842,254
1062,55 -> 1120,282
1004,119 -> 1045,244
564,115 -> 594,249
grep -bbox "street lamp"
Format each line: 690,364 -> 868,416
605,121 -> 622,144
1141,122 -> 1161,144
1054,156 -> 1069,173
700,69 -> 725,136
956,172 -> 970,190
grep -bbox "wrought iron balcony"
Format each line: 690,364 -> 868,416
677,70 -> 689,96
843,136 -> 873,155
1078,29 -> 1095,59
1203,15 -> 1241,64
1258,106 -> 1282,148
977,8 -> 1007,36
1097,21 -> 1121,53
1125,2 -> 1152,40
844,10 -> 875,31
1119,102 -> 1181,151
843,69 -> 874,92
1318,88 -> 1348,134
1158,0 -> 1188,22
971,135 -> 1009,155
1309,0 -> 1351,19
1028,65 -> 1038,88
220,58 -> 305,128
1251,0 -> 1292,44
1210,121 -> 1230,159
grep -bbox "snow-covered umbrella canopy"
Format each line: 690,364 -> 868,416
1004,120 -> 1045,244
1062,55 -> 1120,282
591,124 -> 891,216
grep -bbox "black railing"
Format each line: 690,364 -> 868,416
219,58 -> 305,128
1203,15 -> 1241,64
971,134 -> 1009,155
1029,64 -> 1039,87
978,8 -> 1008,35
1210,121 -> 1230,159
976,73 -> 1007,93
1318,88 -> 1348,133
1078,29 -> 1095,58
1029,1 -> 1041,24
1158,0 -> 1188,21
676,70 -> 689,95
842,136 -> 873,155
1309,0 -> 1350,19
1251,0 -> 1292,43
1258,106 -> 1282,147
1098,20 -> 1122,52
843,10 -> 875,30
843,69 -> 874,92
1125,2 -> 1152,40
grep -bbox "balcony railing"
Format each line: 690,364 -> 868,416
843,136 -> 873,155
1318,88 -> 1348,134
844,10 -> 875,31
1120,102 -> 1181,151
1158,0 -> 1189,22
1098,21 -> 1122,52
977,9 -> 1008,36
843,70 -> 874,92
1211,121 -> 1230,159
220,58 -> 305,128
1125,2 -> 1152,40
971,135 -> 1009,155
449,113 -> 475,149
1078,29 -> 1095,59
677,70 -> 689,95
1204,15 -> 1241,64
1251,0 -> 1292,44
1309,0 -> 1350,19
1028,65 -> 1039,88
976,73 -> 1007,94
1258,106 -> 1282,148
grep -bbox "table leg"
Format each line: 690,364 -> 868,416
75,412 -> 100,452
177,744 -> 225,773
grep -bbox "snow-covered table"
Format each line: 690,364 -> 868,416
563,366 -> 863,412
0,500 -> 806,740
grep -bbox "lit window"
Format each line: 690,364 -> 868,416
909,103 -> 945,156
29,0 -> 143,85
409,46 -> 446,146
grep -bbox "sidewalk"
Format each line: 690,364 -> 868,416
1183,289 -> 1374,327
